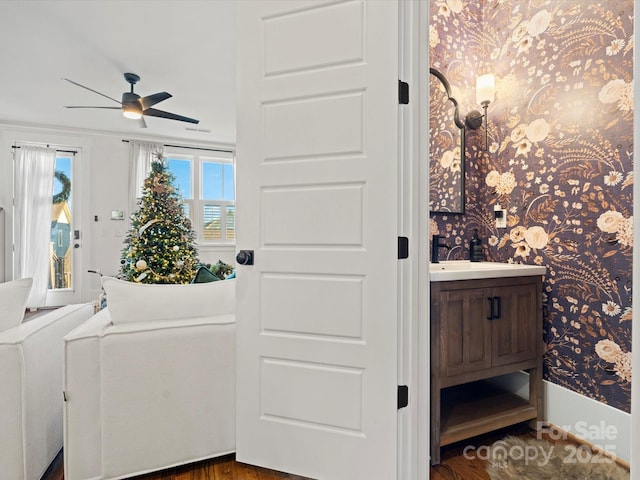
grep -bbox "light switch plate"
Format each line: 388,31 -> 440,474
494,204 -> 507,229
111,210 -> 124,220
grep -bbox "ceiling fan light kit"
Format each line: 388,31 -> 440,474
122,107 -> 142,120
63,72 -> 199,128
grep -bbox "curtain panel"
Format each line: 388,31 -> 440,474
14,145 -> 56,307
128,141 -> 164,215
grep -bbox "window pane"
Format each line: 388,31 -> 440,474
223,163 -> 235,201
50,156 -> 73,289
202,162 -> 223,200
167,158 -> 192,198
203,204 -> 222,240
226,205 -> 235,240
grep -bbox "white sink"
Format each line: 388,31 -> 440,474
430,260 -> 546,282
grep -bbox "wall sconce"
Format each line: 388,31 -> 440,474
465,73 -> 495,151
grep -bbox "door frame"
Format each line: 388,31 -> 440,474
397,1 -> 430,479
4,128 -> 90,306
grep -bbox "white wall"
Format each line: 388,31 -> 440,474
0,122 -> 235,303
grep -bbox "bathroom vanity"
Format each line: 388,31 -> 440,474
429,261 -> 546,465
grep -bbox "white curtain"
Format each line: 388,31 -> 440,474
128,141 -> 164,214
14,145 -> 56,308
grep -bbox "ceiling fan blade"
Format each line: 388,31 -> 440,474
138,116 -> 148,128
64,106 -> 121,109
62,78 -> 122,105
143,107 -> 199,124
140,92 -> 172,110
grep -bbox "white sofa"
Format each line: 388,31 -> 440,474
0,302 -> 94,480
63,278 -> 236,480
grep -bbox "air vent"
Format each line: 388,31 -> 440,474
185,127 -> 211,133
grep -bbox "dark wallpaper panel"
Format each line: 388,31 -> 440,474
429,0 -> 633,412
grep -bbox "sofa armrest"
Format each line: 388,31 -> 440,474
64,308 -> 236,480
63,307 -> 112,480
0,303 -> 94,480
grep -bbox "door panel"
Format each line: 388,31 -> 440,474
236,1 -> 399,479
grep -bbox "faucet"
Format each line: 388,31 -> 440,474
431,234 -> 451,263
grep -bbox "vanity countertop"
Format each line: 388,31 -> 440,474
430,260 -> 546,282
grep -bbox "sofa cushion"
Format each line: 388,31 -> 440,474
101,277 -> 235,324
0,278 -> 32,333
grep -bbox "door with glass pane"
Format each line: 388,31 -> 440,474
47,153 -> 83,306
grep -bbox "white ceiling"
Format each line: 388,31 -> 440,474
0,0 -> 237,145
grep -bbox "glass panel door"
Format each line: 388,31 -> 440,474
46,152 -> 82,306
50,155 -> 73,290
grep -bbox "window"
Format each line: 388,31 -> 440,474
165,148 -> 235,245
50,154 -> 73,289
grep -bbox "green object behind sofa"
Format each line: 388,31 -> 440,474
192,266 -> 220,283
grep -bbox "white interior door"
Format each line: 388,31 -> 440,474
235,1 -> 399,479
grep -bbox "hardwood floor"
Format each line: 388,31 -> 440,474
42,422 -> 620,480
429,423 -> 535,480
42,452 -> 313,480
43,424 -> 533,480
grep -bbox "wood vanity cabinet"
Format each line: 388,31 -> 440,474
430,275 -> 544,465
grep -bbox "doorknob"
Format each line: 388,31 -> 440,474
236,250 -> 254,265
74,243 -> 80,249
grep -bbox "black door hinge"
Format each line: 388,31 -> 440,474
398,236 -> 409,259
399,80 -> 409,104
398,385 -> 409,409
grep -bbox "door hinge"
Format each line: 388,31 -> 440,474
398,236 -> 409,259
398,385 -> 409,409
398,80 -> 409,104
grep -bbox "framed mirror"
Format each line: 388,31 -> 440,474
429,68 -> 465,214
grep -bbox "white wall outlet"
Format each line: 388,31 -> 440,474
494,204 -> 507,229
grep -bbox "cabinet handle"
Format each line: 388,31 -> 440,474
494,296 -> 501,319
487,296 -> 501,320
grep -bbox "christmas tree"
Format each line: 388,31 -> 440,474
120,159 -> 199,284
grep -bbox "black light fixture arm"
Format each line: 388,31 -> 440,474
481,101 -> 489,151
429,68 -> 465,130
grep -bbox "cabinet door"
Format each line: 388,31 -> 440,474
490,283 -> 538,366
439,287 -> 492,378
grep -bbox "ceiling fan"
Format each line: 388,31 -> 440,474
63,72 -> 199,128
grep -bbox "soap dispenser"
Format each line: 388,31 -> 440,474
470,228 -> 483,262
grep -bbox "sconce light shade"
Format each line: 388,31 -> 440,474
476,74 -> 495,105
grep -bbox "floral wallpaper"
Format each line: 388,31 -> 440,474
430,0 -> 633,412
429,70 -> 464,213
